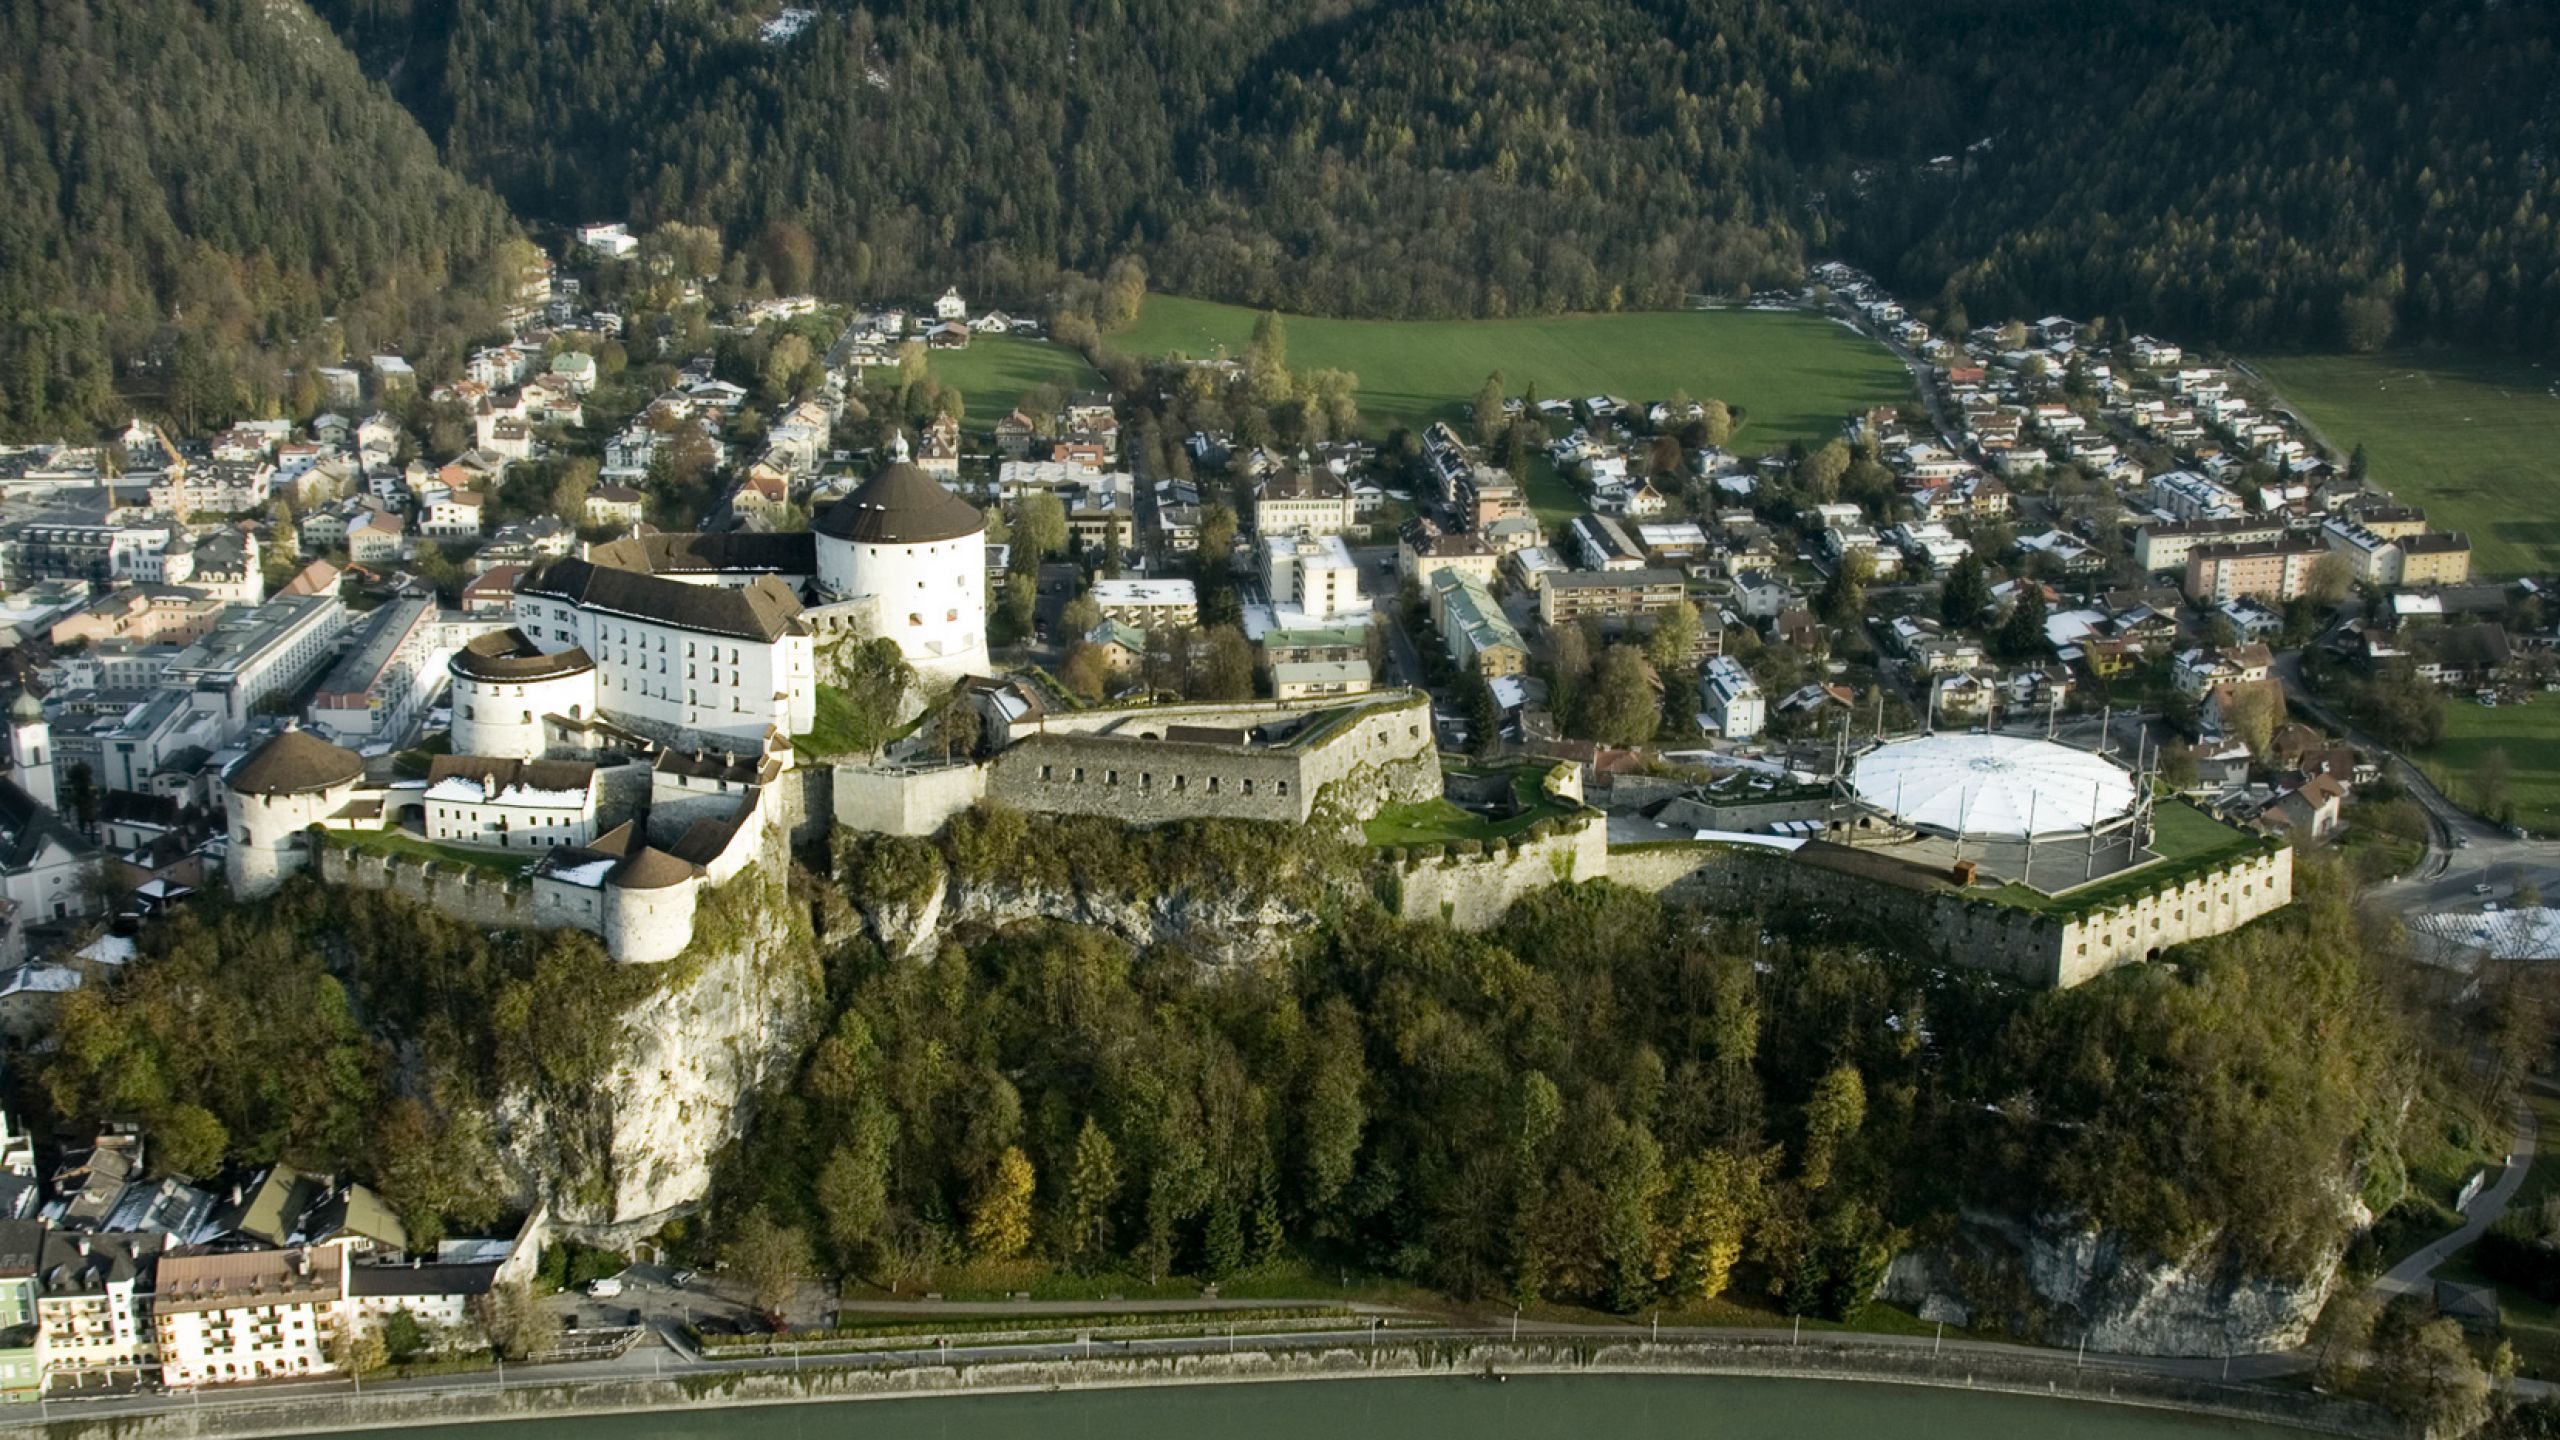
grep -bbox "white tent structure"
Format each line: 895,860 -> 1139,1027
1849,733 -> 2137,840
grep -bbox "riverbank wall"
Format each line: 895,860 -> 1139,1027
2,1335 -> 2392,1440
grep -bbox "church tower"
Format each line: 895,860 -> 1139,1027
7,691 -> 53,811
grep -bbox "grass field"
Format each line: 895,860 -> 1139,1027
1115,297 -> 1910,453
926,336 -> 1104,432
325,826 -> 536,878
1364,768 -> 1582,848
2251,351 -> 2560,577
2417,694 -> 2560,832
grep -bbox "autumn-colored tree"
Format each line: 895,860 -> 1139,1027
967,1146 -> 1037,1261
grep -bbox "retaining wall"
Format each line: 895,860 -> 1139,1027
0,1336 -> 2392,1440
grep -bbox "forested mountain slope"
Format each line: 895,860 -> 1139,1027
318,0 -> 2560,351
1840,1 -> 2560,354
10,0 -> 2560,436
0,0 -> 521,435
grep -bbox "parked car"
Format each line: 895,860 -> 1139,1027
587,1276 -> 625,1298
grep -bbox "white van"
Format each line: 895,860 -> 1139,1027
587,1276 -> 625,1298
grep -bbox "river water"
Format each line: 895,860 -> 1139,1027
301,1375 -> 2305,1440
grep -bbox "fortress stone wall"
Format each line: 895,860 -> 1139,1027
1596,837 -> 2294,989
986,693 -> 1436,829
1389,817 -> 1610,931
315,846 -> 542,930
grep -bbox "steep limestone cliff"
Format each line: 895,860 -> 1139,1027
835,816 -> 1361,969
1880,1207 -> 2355,1356
493,867 -> 825,1241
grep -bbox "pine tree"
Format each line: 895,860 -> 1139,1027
1066,1117 -> 1121,1269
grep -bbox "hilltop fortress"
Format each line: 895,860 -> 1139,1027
218,455 -> 2289,986
217,451 -> 1446,960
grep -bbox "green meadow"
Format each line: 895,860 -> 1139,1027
926,335 -> 1106,431
2251,350 -> 2560,576
1115,296 -> 1910,452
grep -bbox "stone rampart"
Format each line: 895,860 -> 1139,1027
832,761 -> 987,837
981,692 -> 1435,831
315,845 -> 538,930
1599,838 -> 2292,989
1388,817 -> 1610,930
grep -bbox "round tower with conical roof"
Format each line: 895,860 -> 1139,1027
222,727 -> 365,897
813,452 -> 990,682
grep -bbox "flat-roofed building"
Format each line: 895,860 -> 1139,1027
1088,578 -> 1199,629
1537,568 -> 1687,627
2183,538 -> 2326,603
1271,659 -> 1374,701
1261,532 -> 1364,621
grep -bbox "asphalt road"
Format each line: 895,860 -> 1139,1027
2377,1097 -> 2540,1300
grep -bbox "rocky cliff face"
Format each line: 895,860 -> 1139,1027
857,846 -> 1329,969
944,874 -> 1323,968
494,870 -> 825,1241
1880,1208 -> 2349,1356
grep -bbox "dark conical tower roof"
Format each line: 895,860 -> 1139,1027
814,462 -> 984,546
227,729 -> 364,796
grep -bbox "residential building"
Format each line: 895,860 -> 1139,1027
35,1230 -> 163,1389
306,595 -> 446,744
2171,644 -> 2275,698
1429,570 -> 1526,679
2183,539 -> 2326,604
153,1245 -> 344,1388
419,492 -> 487,542
1570,514 -> 1647,572
2134,516 -> 2291,573
1396,518 -> 1499,589
1087,579 -> 1199,629
1261,533 -> 1364,622
583,485 -> 646,528
1537,569 -> 1688,628
1700,657 -> 1765,741
2148,470 -> 2247,523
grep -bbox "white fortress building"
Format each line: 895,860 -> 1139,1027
447,630 -> 601,760
808,449 -> 991,684
514,560 -> 813,746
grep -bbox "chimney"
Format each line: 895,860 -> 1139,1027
75,1236 -> 89,1257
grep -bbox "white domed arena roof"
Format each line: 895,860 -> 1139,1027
1850,734 -> 2137,838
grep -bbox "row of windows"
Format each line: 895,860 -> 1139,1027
1033,764 -> 1287,799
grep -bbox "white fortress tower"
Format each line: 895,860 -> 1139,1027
7,691 -> 53,810
813,445 -> 990,684
222,728 -> 365,898
448,629 -> 600,761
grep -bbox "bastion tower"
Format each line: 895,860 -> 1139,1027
812,441 -> 991,685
